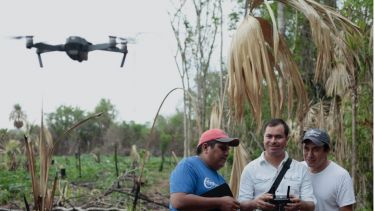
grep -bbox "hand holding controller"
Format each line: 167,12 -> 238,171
269,186 -> 293,210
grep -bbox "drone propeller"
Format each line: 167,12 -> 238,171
118,37 -> 137,44
10,35 -> 35,48
10,35 -> 34,40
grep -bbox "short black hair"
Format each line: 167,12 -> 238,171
303,139 -> 331,152
196,140 -> 217,155
323,144 -> 330,151
263,118 -> 290,137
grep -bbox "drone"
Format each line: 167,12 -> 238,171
13,35 -> 131,68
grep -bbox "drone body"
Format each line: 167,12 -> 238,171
19,36 -> 128,67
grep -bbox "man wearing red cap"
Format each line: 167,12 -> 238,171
169,128 -> 241,211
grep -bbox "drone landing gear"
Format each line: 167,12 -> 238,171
120,52 -> 127,68
37,53 -> 43,68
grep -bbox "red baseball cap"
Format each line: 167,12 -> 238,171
197,129 -> 240,147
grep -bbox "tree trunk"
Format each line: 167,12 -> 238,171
350,82 -> 357,189
277,2 -> 286,35
300,19 -> 317,100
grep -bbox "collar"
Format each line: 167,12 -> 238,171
259,151 -> 290,168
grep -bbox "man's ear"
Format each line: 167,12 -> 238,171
202,143 -> 209,151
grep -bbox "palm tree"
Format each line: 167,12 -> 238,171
9,104 -> 27,129
227,0 -> 363,201
228,0 -> 360,132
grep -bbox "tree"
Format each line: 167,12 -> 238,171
169,0 -> 223,156
228,0 -> 360,130
46,105 -> 85,154
228,0 -> 371,208
9,104 -> 27,129
92,99 -> 118,147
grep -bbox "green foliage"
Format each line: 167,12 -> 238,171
0,154 -> 177,208
94,98 -> 118,130
0,167 -> 32,206
118,120 -> 149,150
46,106 -> 85,137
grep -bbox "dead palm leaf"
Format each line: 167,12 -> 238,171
130,144 -> 140,164
229,142 -> 249,198
209,102 -> 221,129
228,0 -> 360,132
303,100 -> 330,129
228,15 -> 277,132
228,15 -> 309,132
24,111 -> 102,210
325,66 -> 350,97
277,0 -> 361,83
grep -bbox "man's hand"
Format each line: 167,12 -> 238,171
284,195 -> 299,211
219,196 -> 240,211
253,193 -> 275,210
284,195 -> 315,211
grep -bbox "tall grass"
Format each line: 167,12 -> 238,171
23,112 -> 102,210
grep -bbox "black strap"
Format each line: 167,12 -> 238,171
268,158 -> 292,194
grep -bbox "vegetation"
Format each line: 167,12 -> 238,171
169,0 -> 372,210
0,0 -> 372,210
0,154 -> 177,210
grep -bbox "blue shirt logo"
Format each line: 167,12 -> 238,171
204,177 -> 218,189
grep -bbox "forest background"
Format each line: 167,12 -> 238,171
0,0 -> 372,210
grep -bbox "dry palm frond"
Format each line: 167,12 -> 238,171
228,15 -> 308,131
228,15 -> 278,132
325,66 -> 350,97
286,119 -> 302,144
303,100 -> 330,130
229,142 -> 249,198
24,111 -> 102,210
264,0 -> 279,61
229,0 -> 360,133
304,0 -> 361,34
328,96 -> 348,164
277,0 -> 361,84
24,135 -> 40,209
264,18 -> 309,121
130,144 -> 140,164
280,0 -> 332,82
209,102 -> 221,129
325,30 -> 356,97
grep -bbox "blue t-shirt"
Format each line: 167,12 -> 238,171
169,156 -> 226,210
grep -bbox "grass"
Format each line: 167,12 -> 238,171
0,153 -> 176,210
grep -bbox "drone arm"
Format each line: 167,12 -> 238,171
89,43 -> 115,51
34,43 -> 64,53
89,43 -> 127,53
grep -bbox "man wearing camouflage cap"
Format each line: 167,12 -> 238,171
302,128 -> 356,211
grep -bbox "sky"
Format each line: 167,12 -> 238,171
0,0 -> 183,129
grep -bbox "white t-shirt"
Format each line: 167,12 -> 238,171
238,152 -> 316,204
302,161 -> 356,211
